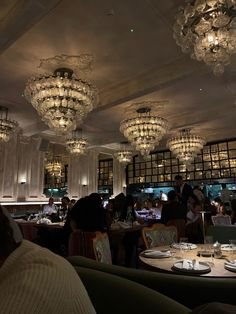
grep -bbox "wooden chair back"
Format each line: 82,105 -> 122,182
68,230 -> 96,259
93,232 -> 112,264
142,223 -> 177,249
167,219 -> 186,241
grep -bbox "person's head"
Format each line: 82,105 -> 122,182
88,193 -> 102,208
175,175 -> 183,187
126,194 -> 134,208
61,196 -> 70,208
48,197 -> 54,205
192,201 -> 202,214
167,190 -> 178,202
0,206 -> 22,260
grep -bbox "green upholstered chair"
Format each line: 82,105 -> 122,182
68,256 -> 236,309
75,266 -> 190,314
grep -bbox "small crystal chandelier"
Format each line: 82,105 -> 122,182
0,106 -> 18,142
120,102 -> 169,157
115,142 -> 133,165
45,156 -> 62,177
24,56 -> 98,133
167,129 -> 205,163
66,129 -> 88,155
173,0 -> 236,76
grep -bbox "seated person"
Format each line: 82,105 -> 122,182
0,205 -> 95,314
185,201 -> 203,243
161,190 -> 186,225
43,197 -> 57,215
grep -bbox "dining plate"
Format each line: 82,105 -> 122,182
172,260 -> 211,274
221,244 -> 235,251
224,263 -> 236,273
141,250 -> 172,259
171,243 -> 197,250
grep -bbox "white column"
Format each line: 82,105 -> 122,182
67,149 -> 99,199
112,155 -> 127,197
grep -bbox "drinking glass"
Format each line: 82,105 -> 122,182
179,237 -> 189,259
204,236 -> 214,251
229,240 -> 236,261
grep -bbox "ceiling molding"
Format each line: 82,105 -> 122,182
0,0 -> 62,53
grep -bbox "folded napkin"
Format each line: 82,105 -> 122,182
225,260 -> 236,269
182,259 -> 200,270
143,250 -> 171,258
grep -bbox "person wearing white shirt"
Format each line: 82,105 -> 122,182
43,197 -> 57,215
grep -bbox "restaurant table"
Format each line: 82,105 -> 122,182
139,244 -> 236,277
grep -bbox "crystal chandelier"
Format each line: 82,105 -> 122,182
115,142 -> 133,165
120,102 -> 169,156
173,0 -> 236,76
66,129 -> 88,155
0,106 -> 18,142
167,129 -> 205,163
24,58 -> 98,133
45,156 -> 62,177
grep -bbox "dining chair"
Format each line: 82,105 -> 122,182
142,223 -> 177,249
93,232 -> 112,264
211,215 -> 231,226
68,229 -> 96,259
167,219 -> 186,242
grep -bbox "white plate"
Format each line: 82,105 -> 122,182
172,260 -> 211,274
171,243 -> 197,250
221,244 -> 235,251
224,263 -> 236,273
141,250 -> 172,259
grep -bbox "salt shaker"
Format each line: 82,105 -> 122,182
213,241 -> 222,259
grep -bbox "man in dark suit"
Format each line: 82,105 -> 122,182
174,175 -> 194,213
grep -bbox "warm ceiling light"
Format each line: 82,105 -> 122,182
115,142 -> 133,165
66,129 -> 88,155
45,156 -> 62,178
0,106 -> 18,142
24,55 -> 98,133
167,129 -> 205,163
120,102 -> 169,157
173,0 -> 236,76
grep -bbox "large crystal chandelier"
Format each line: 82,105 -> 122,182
0,106 -> 18,142
115,142 -> 133,165
66,129 -> 88,155
24,55 -> 98,133
173,0 -> 236,76
45,156 -> 62,177
120,102 -> 169,156
167,129 -> 205,163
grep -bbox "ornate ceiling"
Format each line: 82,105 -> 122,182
1,0 -> 236,153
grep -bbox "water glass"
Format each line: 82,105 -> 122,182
179,237 -> 189,259
229,240 -> 236,261
204,236 -> 214,251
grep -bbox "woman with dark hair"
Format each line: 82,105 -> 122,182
0,206 -> 95,313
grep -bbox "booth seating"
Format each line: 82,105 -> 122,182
206,225 -> 236,243
68,256 -> 236,309
75,266 -> 190,314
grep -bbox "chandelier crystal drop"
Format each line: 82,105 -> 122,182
24,67 -> 98,133
66,129 -> 88,155
45,157 -> 62,177
167,129 -> 205,163
173,0 -> 236,76
120,102 -> 169,157
0,106 -> 18,142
